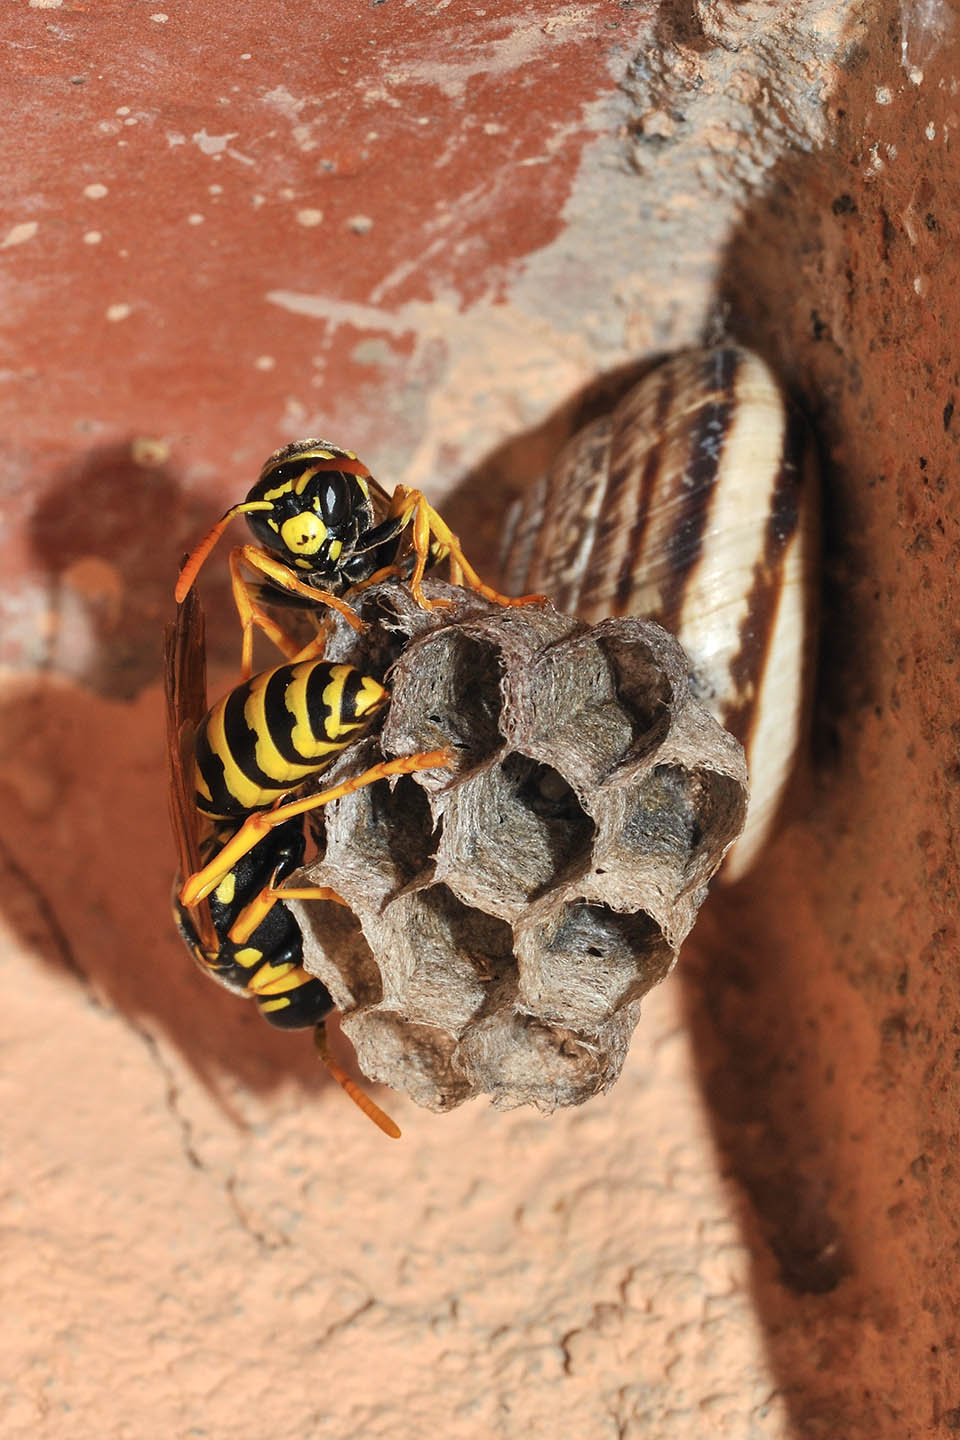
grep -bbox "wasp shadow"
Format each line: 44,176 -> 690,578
28,440 -> 240,700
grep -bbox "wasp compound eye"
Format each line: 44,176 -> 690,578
320,475 -> 352,530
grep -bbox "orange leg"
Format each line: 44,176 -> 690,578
228,549 -> 303,678
229,545 -> 363,678
179,747 -> 453,908
174,499 -> 274,604
226,881 -> 352,947
388,486 -> 546,611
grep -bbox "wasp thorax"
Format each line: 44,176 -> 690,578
289,581 -> 748,1114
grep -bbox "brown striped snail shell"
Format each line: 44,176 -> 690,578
501,346 -> 818,882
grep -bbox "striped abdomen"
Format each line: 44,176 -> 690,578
174,818 -> 335,1029
501,346 -> 818,881
194,658 -> 389,819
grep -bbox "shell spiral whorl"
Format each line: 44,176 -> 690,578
502,346 -> 818,881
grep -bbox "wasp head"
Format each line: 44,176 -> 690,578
244,440 -> 377,584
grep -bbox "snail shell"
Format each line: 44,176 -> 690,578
501,346 -> 818,882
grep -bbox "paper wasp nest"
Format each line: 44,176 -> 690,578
293,581 -> 747,1112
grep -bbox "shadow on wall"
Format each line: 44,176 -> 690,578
27,441 -> 246,700
674,4 -> 959,1438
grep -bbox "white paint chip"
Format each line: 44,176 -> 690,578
150,12 -> 169,21
106,303 -> 132,322
875,86 -> 893,104
187,213 -> 205,225
192,129 -> 237,155
296,208 -> 324,227
29,0 -> 63,8
116,106 -> 130,116
1,222 -> 39,249
347,215 -> 374,234
926,121 -> 937,139
254,355 -> 276,371
84,183 -> 109,199
83,231 -> 102,245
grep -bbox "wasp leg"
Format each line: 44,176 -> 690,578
316,1023 -> 401,1139
228,547 -> 362,678
226,881 -> 352,947
228,549 -> 306,677
389,486 -> 546,611
179,747 -> 454,908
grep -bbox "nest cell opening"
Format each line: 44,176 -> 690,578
518,901 -> 671,1029
396,628 -> 506,769
344,771 -> 437,889
381,882 -> 516,1032
596,633 -> 674,765
296,900 -> 384,1012
620,764 -> 747,884
441,753 -> 596,912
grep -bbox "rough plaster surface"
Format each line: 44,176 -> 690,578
2,1 -> 960,1437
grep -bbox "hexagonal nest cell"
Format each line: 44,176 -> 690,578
290,580 -> 747,1112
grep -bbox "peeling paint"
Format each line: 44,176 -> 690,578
1,222 -> 39,249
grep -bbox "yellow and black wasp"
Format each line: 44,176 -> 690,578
164,587 -> 451,1137
174,439 -> 542,675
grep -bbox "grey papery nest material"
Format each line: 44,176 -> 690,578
290,580 -> 747,1113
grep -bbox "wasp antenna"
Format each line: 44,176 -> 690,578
315,1025 -> 401,1139
175,502 -> 274,602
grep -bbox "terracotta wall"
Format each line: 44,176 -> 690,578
2,2 -> 958,1437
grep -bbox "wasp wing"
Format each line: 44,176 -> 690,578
163,586 -> 218,953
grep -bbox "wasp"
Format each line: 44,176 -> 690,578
174,439 -> 543,675
164,587 -> 451,1137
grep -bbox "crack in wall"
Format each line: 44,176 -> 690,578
134,1024 -> 204,1172
224,1172 -> 293,1254
0,834 -> 94,991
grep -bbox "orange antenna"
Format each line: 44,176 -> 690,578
175,502 -> 273,603
315,1025 -> 401,1140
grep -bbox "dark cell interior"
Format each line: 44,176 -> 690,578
297,900 -> 383,1011
596,632 -> 674,763
400,627 -> 506,768
519,900 -> 671,1027
378,882 -> 517,1033
442,752 -> 596,909
620,764 -> 747,884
